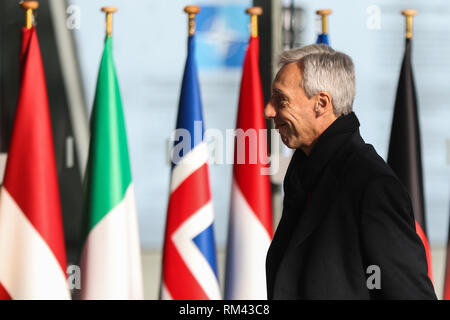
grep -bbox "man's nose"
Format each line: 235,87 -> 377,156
264,101 -> 276,119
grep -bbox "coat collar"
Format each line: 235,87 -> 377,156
267,112 -> 361,298
296,111 -> 360,191
288,112 -> 360,245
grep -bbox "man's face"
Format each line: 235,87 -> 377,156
264,62 -> 318,150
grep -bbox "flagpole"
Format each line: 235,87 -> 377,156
101,6 -> 118,37
402,9 -> 417,39
184,5 -> 200,36
246,7 -> 263,38
20,0 -> 39,29
316,9 -> 332,35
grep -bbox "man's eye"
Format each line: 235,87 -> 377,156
279,99 -> 288,108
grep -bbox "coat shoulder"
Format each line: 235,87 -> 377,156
332,132 -> 398,187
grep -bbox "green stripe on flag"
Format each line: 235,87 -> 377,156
82,36 -> 132,239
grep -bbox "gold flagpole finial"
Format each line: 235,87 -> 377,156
20,1 -> 39,29
101,6 -> 118,37
402,9 -> 417,39
316,9 -> 332,34
246,7 -> 263,38
184,5 -> 200,36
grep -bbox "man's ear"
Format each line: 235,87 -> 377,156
315,91 -> 333,116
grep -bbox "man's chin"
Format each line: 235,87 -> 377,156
281,136 -> 295,149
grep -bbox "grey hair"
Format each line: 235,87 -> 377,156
278,44 -> 356,116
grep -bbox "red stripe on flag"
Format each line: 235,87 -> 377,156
415,220 -> 433,283
162,240 -> 209,299
165,164 -> 211,235
234,36 -> 273,237
0,282 -> 11,300
162,163 -> 212,299
2,27 -> 66,272
444,242 -> 450,300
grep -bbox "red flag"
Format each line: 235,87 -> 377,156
443,209 -> 450,300
224,36 -> 273,299
444,213 -> 450,299
0,27 -> 70,299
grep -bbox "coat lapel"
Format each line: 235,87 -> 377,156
266,179 -> 306,299
289,165 -> 339,249
268,166 -> 339,298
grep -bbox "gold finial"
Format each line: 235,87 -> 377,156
20,1 -> 39,29
101,6 -> 118,36
402,9 -> 417,39
316,9 -> 332,34
246,7 -> 263,38
184,5 -> 200,36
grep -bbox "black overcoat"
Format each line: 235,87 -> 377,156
266,112 -> 436,299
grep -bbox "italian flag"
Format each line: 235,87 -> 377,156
80,35 -> 143,299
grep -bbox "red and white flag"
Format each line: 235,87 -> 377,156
224,35 -> 273,299
161,33 -> 221,300
0,27 -> 70,300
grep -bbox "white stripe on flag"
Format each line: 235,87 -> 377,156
226,179 -> 271,299
0,154 -> 7,185
0,188 -> 70,300
172,201 -> 221,299
80,184 -> 143,300
170,142 -> 209,192
160,283 -> 173,300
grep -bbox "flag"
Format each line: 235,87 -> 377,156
0,26 -> 70,299
161,33 -> 221,300
316,33 -> 329,45
224,34 -> 273,299
387,38 -> 433,282
80,35 -> 143,299
445,207 -> 450,299
0,154 -> 6,185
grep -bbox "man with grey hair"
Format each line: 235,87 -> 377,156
265,44 -> 436,299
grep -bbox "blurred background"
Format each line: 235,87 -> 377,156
1,0 -> 449,299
